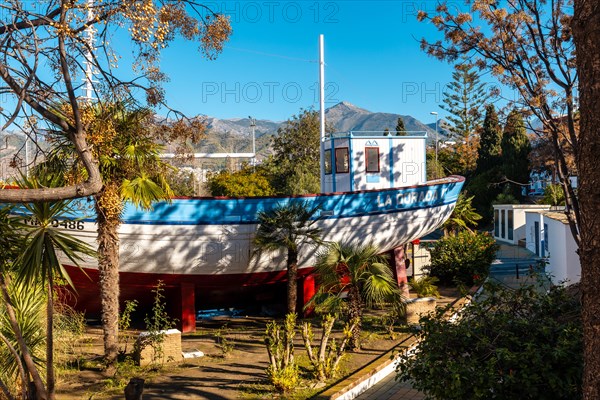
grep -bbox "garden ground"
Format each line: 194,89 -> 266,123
54,287 -> 462,400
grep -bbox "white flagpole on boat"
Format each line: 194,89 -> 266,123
319,34 -> 325,191
83,0 -> 95,102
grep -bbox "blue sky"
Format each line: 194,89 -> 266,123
142,1 -> 514,123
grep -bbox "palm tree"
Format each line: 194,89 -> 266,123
253,201 -> 323,314
312,242 -> 400,350
442,193 -> 482,235
44,102 -> 173,371
0,172 -> 96,400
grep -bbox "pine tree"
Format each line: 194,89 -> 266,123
440,62 -> 491,140
395,117 -> 407,136
501,109 -> 531,199
476,104 -> 503,173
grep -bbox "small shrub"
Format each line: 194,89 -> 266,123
408,276 -> 440,298
264,313 -> 299,393
135,281 -> 177,365
427,231 -> 499,286
301,315 -> 357,382
266,363 -> 299,393
119,299 -> 138,356
54,302 -> 86,368
214,324 -> 235,357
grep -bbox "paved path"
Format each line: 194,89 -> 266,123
351,243 -> 545,400
354,374 -> 424,400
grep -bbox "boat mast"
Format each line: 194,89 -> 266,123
319,34 -> 325,191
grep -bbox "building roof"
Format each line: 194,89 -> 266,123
541,211 -> 572,225
493,204 -> 551,210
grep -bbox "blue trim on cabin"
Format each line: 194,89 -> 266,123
388,136 -> 394,187
349,132 -> 354,191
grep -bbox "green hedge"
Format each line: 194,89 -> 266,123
396,282 -> 582,400
427,231 -> 499,286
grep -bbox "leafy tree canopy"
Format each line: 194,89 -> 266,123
440,62 -> 491,140
0,0 -> 231,203
262,109 -> 332,195
476,104 -> 503,174
501,109 -> 531,200
395,117 -> 407,136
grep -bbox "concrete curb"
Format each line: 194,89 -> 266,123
311,336 -> 419,400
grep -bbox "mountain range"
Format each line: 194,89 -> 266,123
203,101 -> 447,139
0,102 -> 450,175
196,101 -> 449,157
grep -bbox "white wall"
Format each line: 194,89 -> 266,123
525,211 -> 580,285
545,216 -> 580,284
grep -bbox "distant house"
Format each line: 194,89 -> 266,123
526,169 -> 578,197
528,169 -> 553,196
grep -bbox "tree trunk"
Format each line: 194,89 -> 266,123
347,286 -> 363,351
287,249 -> 298,314
572,3 -> 600,398
96,185 -> 123,372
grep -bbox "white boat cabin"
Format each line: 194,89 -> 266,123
320,131 -> 427,193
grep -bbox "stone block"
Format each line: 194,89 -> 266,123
135,329 -> 183,366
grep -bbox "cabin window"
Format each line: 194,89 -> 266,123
501,210 -> 505,238
335,147 -> 349,173
365,147 -> 380,173
324,149 -> 332,175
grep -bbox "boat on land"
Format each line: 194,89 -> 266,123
49,173 -> 464,321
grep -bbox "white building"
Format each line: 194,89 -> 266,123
320,132 -> 427,193
492,204 -> 551,245
525,211 -> 580,284
493,204 -> 581,285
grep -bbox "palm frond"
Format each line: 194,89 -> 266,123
312,241 -> 399,312
14,175 -> 96,288
252,200 -> 323,255
121,174 -> 171,210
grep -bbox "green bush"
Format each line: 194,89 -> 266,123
207,166 -> 275,197
427,231 -> 499,286
408,275 -> 440,298
396,282 -> 582,400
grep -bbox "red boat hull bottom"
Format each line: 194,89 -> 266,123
61,265 -> 317,332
